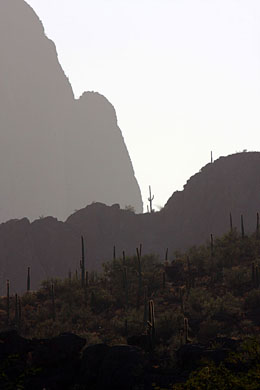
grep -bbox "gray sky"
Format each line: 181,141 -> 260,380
26,0 -> 260,211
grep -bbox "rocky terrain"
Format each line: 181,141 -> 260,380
0,330 -> 245,390
1,152 -> 260,293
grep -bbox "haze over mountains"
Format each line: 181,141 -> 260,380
0,0 -> 143,222
1,1 -> 260,294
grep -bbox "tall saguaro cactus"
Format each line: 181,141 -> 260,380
18,297 -> 22,326
210,234 -> 214,258
80,236 -> 85,288
184,317 -> 189,344
6,280 -> 10,325
241,215 -> 245,238
84,271 -> 89,304
148,299 -> 155,350
15,293 -> 18,326
136,247 -> 143,309
123,266 -> 129,308
113,245 -> 116,261
229,212 -> 233,232
143,286 -> 148,330
148,185 -> 154,213
27,267 -> 31,292
51,283 -> 55,321
165,248 -> 169,266
257,212 -> 259,239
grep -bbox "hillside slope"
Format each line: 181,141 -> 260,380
1,152 -> 260,293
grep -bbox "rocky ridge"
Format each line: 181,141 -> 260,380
1,152 -> 260,294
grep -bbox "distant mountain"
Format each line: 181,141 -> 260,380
0,0 -> 143,222
1,152 -> 260,294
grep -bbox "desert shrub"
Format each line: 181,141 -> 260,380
211,293 -> 241,322
186,288 -> 217,320
172,361 -> 260,390
89,288 -> 115,313
21,291 -> 37,306
244,289 -> 260,311
197,319 -> 225,344
156,310 -> 183,342
187,245 -> 208,276
223,266 -> 250,295
124,308 -> 144,336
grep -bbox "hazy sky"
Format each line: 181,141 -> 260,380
26,0 -> 260,211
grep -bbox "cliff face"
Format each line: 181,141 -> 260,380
0,0 -> 143,222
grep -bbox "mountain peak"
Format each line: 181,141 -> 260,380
0,0 -> 143,222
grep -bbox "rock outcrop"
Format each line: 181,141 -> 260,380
0,330 -> 242,390
0,0 -> 143,222
0,330 -> 146,390
162,151 -> 260,248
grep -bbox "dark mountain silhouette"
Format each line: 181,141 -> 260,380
1,152 -> 260,294
0,0 -> 143,222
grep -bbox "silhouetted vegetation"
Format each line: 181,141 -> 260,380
2,229 -> 260,388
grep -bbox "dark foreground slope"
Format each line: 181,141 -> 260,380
0,0 -> 142,222
2,229 -> 260,389
1,152 -> 260,293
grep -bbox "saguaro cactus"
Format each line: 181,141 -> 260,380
6,280 -> 10,325
18,297 -> 22,325
139,243 -> 142,258
143,286 -> 148,330
136,247 -> 143,309
210,234 -> 214,258
51,283 -> 55,321
184,317 -> 189,344
241,215 -> 245,238
113,245 -> 116,261
229,212 -> 233,232
80,236 -> 85,287
15,293 -> 18,326
179,287 -> 185,314
85,271 -> 89,287
165,248 -> 169,266
27,267 -> 31,292
148,299 -> 155,350
148,186 -> 154,213
123,266 -> 129,308
84,271 -> 89,303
